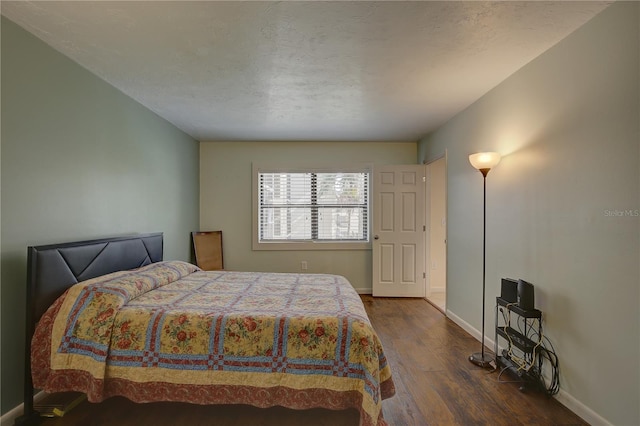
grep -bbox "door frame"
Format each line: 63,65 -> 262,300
424,151 -> 448,311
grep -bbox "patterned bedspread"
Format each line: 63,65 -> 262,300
32,261 -> 395,426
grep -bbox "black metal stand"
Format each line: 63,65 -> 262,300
15,250 -> 41,426
14,371 -> 40,426
495,297 -> 545,391
14,411 -> 41,426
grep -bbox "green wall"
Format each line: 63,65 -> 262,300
1,17 -> 200,413
418,3 -> 639,424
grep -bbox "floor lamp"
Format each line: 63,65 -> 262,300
468,151 -> 501,368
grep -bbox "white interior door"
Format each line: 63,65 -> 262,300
372,165 -> 426,297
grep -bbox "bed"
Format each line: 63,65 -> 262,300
21,233 -> 395,426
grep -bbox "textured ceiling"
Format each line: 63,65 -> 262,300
1,1 -> 611,142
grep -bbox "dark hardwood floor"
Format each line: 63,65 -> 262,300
40,296 -> 586,426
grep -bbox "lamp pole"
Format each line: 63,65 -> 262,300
468,152 -> 500,369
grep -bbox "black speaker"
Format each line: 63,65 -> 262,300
500,278 -> 518,303
517,279 -> 535,311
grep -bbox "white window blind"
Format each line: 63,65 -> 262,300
258,172 -> 369,243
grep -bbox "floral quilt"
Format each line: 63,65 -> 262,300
32,261 -> 395,426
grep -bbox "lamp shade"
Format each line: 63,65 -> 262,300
469,152 -> 501,171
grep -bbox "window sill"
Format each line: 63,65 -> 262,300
252,241 -> 372,251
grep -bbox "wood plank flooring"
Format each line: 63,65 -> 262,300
40,296 -> 586,426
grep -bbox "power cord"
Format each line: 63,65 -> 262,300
525,327 -> 560,396
497,305 -> 560,396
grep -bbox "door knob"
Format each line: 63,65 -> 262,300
374,235 -> 379,240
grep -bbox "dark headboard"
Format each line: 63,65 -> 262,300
19,233 -> 163,425
27,232 -> 163,322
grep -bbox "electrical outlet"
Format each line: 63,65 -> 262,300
301,261 -> 308,270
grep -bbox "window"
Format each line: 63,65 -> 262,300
253,165 -> 370,250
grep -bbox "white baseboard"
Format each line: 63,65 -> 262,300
447,310 -> 495,350
1,391 -> 46,426
554,388 -> 612,426
446,310 -> 612,426
355,288 -> 372,294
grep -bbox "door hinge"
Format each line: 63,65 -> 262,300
423,272 -> 426,279
423,225 -> 426,232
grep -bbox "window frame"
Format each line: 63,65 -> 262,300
252,163 -> 372,251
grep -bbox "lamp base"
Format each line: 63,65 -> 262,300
469,352 -> 493,369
